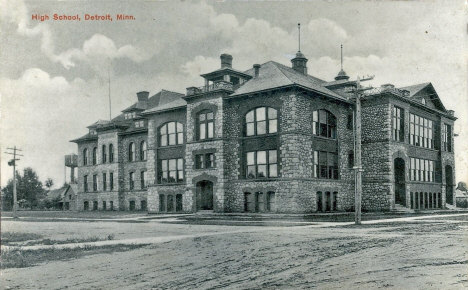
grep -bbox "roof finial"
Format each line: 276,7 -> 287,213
341,44 -> 343,71
298,23 -> 301,52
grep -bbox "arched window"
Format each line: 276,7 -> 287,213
160,122 -> 183,146
312,110 -> 336,139
102,145 -> 107,163
197,110 -> 214,140
140,141 -> 147,161
92,147 -> 97,165
109,144 -> 114,162
129,142 -> 135,162
83,148 -> 88,165
246,107 -> 277,136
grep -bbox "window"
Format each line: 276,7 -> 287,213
92,147 -> 97,165
159,158 -> 184,183
267,191 -> 276,212
410,157 -> 434,182
93,201 -> 98,210
312,110 -> 336,139
245,107 -> 278,136
141,171 -> 147,189
195,153 -> 215,169
110,201 -> 114,210
129,142 -> 135,161
93,174 -> 98,191
83,148 -> 88,165
167,195 -> 174,212
421,98 -> 426,105
102,145 -> 107,163
393,106 -> 404,142
443,124 -> 452,152
246,150 -> 278,178
348,151 -> 354,169
314,151 -> 338,179
109,144 -> 114,162
197,111 -> 214,140
140,141 -> 147,161
160,122 -> 184,146
124,112 -> 137,120
129,172 -> 134,190
409,113 -> 433,149
347,114 -> 353,130
135,120 -> 144,128
141,200 -> 147,211
84,175 -> 88,192
159,194 -> 166,211
103,201 -> 107,210
103,173 -> 107,191
110,173 -> 114,191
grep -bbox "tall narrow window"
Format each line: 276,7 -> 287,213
110,172 -> 114,191
160,122 -> 184,146
109,144 -> 114,162
312,110 -> 336,139
409,113 -> 433,149
141,171 -> 147,189
129,142 -> 135,162
102,145 -> 107,163
348,151 -> 354,168
84,175 -> 88,192
129,172 -> 134,190
103,173 -> 107,191
92,147 -> 97,165
83,148 -> 88,165
246,150 -> 278,178
197,111 -> 214,140
443,124 -> 452,152
140,141 -> 147,161
245,107 -> 278,136
393,106 -> 404,142
93,174 -> 98,191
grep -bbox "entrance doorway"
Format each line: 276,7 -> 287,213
394,158 -> 406,206
445,165 -> 454,205
196,180 -> 214,210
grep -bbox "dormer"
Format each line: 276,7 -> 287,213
122,91 -> 150,119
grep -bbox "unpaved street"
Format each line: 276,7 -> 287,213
1,213 -> 468,289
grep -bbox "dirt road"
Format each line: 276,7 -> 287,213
1,214 -> 467,289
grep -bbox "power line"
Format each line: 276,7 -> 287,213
5,146 -> 23,219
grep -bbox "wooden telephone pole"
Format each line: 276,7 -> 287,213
5,146 -> 23,219
351,76 -> 374,225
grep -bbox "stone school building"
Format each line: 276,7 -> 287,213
71,51 -> 456,213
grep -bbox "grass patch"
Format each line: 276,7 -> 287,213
1,243 -> 148,269
1,232 -> 43,244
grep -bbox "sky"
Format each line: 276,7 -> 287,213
1,0 -> 467,188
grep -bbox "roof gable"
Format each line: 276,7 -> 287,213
400,83 -> 446,112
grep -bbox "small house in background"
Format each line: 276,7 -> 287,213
46,184 -> 78,211
455,182 -> 468,208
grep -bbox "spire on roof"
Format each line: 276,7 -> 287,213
334,44 -> 349,81
291,23 -> 308,75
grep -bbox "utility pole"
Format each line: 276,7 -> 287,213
5,146 -> 23,219
351,76 -> 374,225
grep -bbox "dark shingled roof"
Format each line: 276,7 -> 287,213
399,82 -> 431,97
231,61 -> 346,100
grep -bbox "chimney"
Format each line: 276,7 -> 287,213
253,64 -> 261,77
137,91 -> 149,102
220,54 -> 233,68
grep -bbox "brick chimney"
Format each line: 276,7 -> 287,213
253,64 -> 261,77
220,54 -> 233,68
137,91 -> 149,102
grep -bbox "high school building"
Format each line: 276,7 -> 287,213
71,51 -> 456,213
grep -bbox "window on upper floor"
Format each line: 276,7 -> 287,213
393,106 -> 405,142
443,124 -> 452,152
140,141 -> 147,161
110,172 -> 114,191
102,145 -> 107,163
124,112 -> 137,120
246,150 -> 278,179
93,174 -> 98,191
84,175 -> 88,192
409,113 -> 433,149
195,153 -> 215,169
314,151 -> 338,179
197,110 -> 214,140
410,158 -> 434,182
129,142 -> 135,162
160,122 -> 184,146
109,144 -> 114,162
141,171 -> 147,189
312,110 -> 336,139
159,158 -> 184,183
347,114 -> 353,130
348,150 -> 354,169
83,148 -> 88,166
103,173 -> 107,191
135,120 -> 144,128
245,107 -> 278,136
129,172 -> 135,190
92,147 -> 97,165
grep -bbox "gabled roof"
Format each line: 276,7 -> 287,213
230,61 -> 347,101
47,187 -> 67,200
399,82 -> 447,112
87,120 -> 110,128
399,83 -> 431,97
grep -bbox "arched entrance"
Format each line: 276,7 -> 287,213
394,158 -> 406,206
196,180 -> 214,210
445,165 -> 454,205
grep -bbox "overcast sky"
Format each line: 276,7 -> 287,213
1,0 -> 467,188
